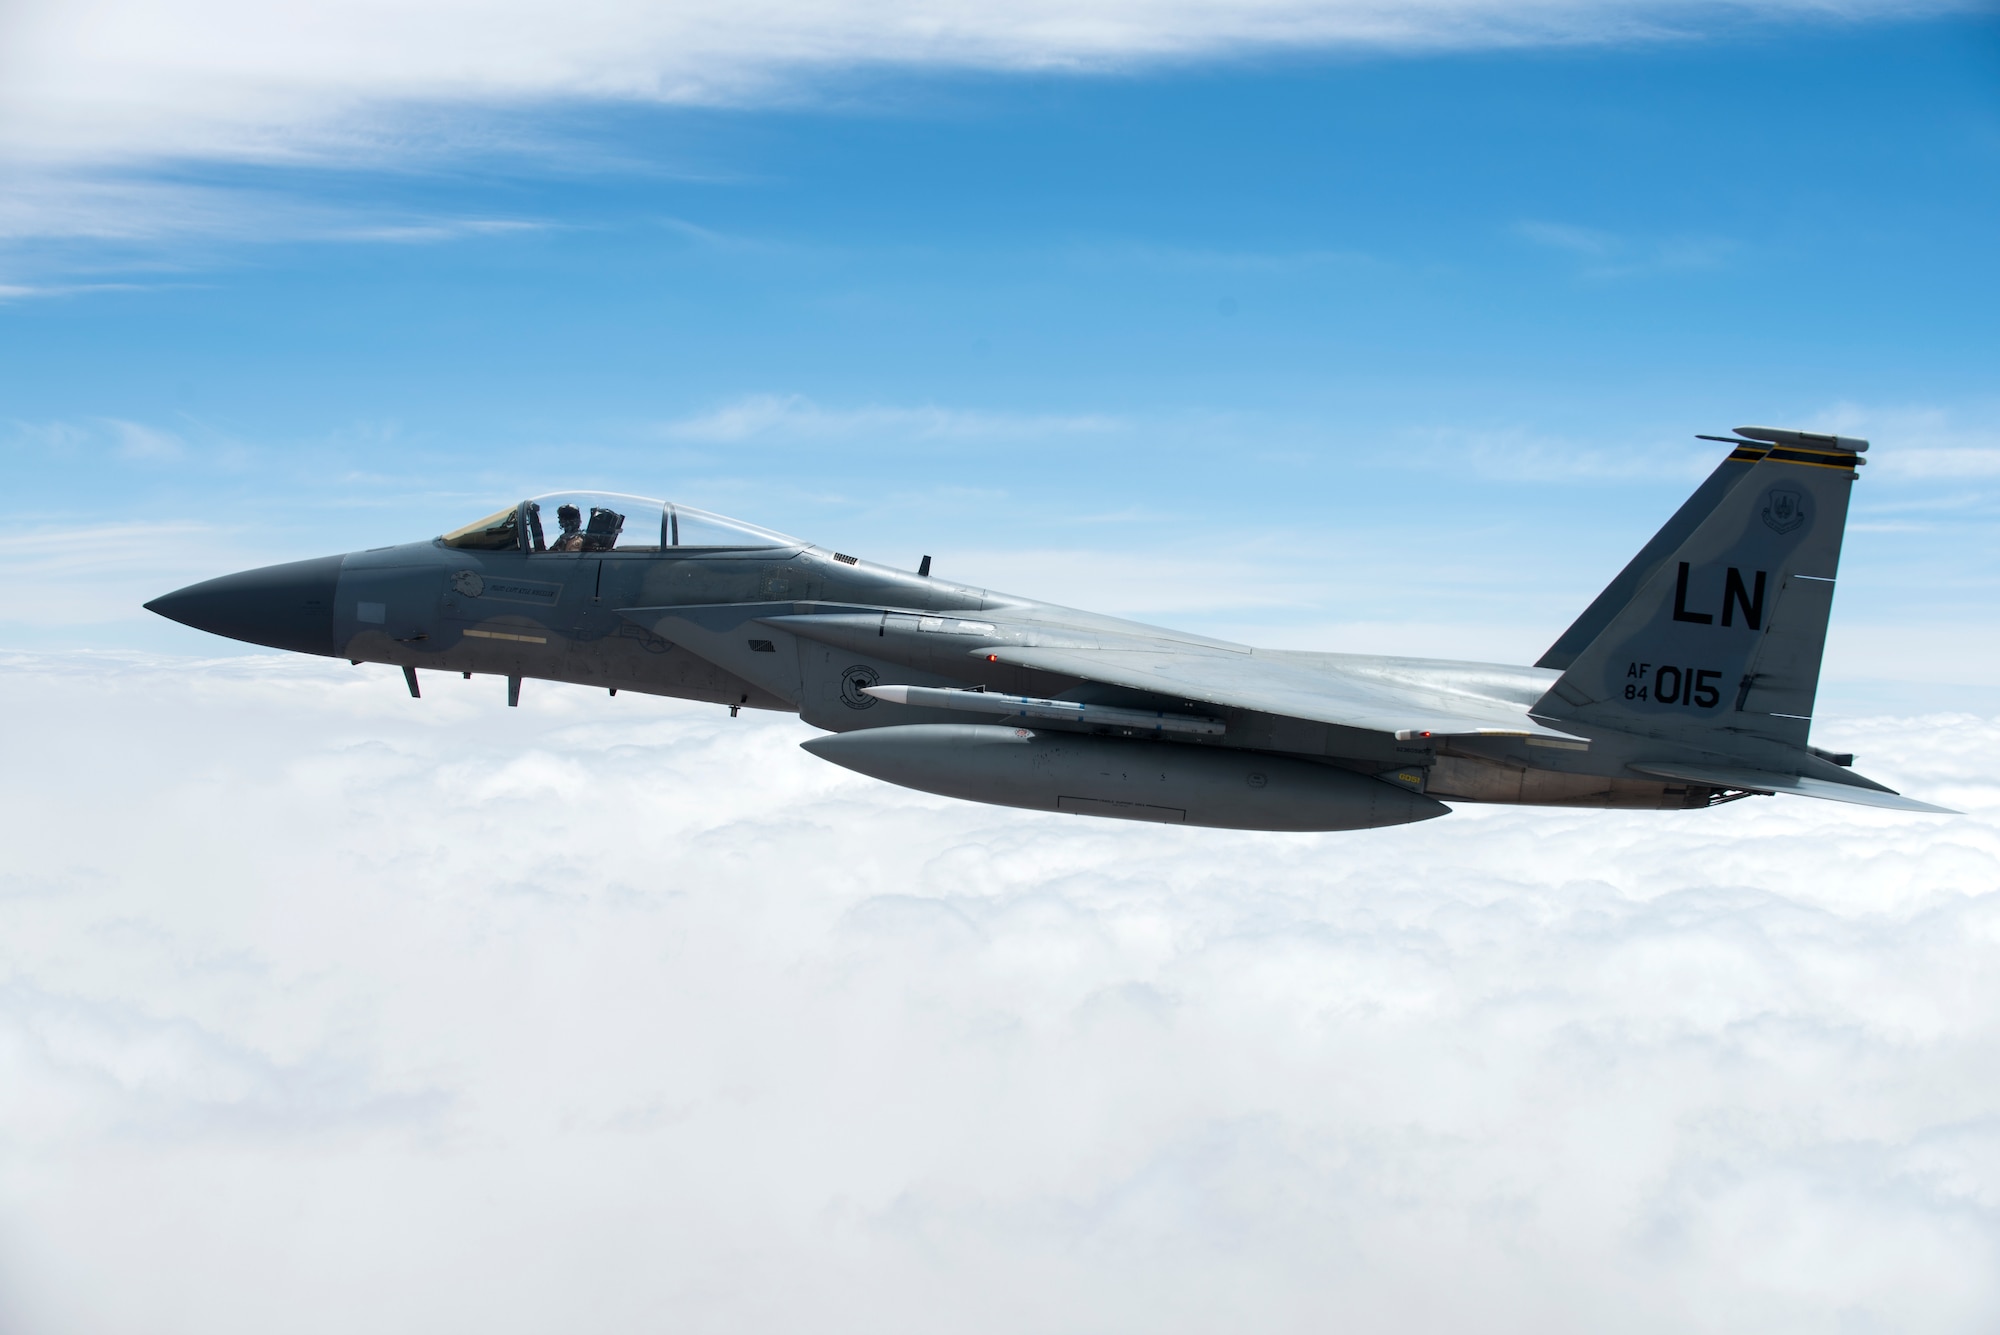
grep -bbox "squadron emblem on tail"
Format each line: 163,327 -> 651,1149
1761,487 -> 1807,535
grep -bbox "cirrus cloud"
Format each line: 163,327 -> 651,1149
0,0 -> 1971,174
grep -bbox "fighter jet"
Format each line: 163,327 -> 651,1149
145,426 -> 1952,830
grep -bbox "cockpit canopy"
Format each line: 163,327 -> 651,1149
441,493 -> 799,553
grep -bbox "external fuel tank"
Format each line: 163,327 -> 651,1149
800,724 -> 1449,831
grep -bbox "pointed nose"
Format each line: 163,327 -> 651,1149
146,555 -> 345,656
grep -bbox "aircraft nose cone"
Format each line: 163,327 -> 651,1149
145,554 -> 345,656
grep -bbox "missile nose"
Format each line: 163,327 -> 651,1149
145,554 -> 345,656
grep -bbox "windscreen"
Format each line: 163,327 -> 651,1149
441,505 -> 521,550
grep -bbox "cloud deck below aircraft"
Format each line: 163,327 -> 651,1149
2,652 -> 1995,1333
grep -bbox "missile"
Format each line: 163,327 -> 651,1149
862,683 -> 1226,736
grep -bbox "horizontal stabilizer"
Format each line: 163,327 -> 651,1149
1628,763 -> 1957,814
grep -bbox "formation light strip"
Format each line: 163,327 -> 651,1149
463,628 -> 548,644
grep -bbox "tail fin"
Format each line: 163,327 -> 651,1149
1537,438 -> 1768,669
1534,427 -> 1867,752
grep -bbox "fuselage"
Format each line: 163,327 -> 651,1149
147,505 -> 1720,816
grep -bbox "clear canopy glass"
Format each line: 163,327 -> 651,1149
669,504 -> 798,550
443,494 -> 799,553
525,493 -> 665,553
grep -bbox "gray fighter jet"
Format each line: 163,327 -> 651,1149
146,426 -> 1952,830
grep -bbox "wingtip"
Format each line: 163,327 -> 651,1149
1893,797 -> 1962,816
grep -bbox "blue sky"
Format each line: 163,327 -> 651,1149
5,11 -> 1998,703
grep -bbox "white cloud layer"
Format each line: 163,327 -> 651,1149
3,651 -> 1997,1333
0,0 -> 1965,176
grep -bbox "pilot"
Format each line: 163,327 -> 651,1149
552,504 -> 585,552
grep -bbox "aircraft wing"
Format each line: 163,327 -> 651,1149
1627,763 -> 1959,814
982,642 -> 1586,742
754,609 -> 1583,741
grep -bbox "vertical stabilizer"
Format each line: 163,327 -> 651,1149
1537,439 -> 1767,669
1534,427 -> 1866,753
